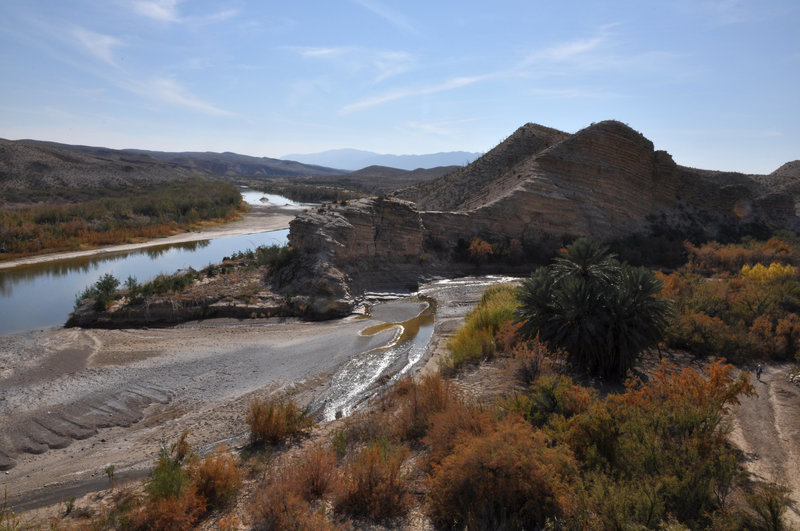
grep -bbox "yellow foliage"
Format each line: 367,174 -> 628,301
740,262 -> 796,283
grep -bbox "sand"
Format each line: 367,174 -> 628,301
0,276 -> 502,512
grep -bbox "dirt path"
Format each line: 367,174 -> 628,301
729,363 -> 800,527
0,204 -> 299,270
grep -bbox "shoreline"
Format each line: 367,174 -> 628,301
0,204 -> 300,270
2,278 -> 492,514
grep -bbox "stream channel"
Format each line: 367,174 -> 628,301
1,190 -> 440,444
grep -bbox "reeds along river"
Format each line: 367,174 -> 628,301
0,229 -> 290,336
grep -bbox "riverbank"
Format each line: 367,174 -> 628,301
0,203 -> 299,270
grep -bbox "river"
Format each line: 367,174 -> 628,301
0,190 -> 295,336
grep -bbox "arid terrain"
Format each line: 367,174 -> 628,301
1,276 -> 495,513
2,120 -> 800,528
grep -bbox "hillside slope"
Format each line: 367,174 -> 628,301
0,139 -> 345,196
278,120 -> 800,317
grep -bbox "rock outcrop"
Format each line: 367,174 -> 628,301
277,121 -> 800,313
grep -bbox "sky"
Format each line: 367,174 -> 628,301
1,0 -> 798,174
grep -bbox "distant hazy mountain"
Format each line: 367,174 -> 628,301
281,149 -> 481,171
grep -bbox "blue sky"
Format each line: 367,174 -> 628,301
1,0 -> 798,173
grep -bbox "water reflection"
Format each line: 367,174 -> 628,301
0,229 -> 288,335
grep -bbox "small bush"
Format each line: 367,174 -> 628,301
247,396 -> 311,446
291,446 -> 339,501
147,434 -> 191,502
427,417 -> 578,529
510,339 -> 548,386
255,244 -> 295,272
130,493 -> 205,531
249,477 -> 334,531
134,431 -> 205,530
746,483 -> 791,531
393,373 -> 454,440
335,441 -> 411,521
188,446 -> 241,510
423,399 -> 494,471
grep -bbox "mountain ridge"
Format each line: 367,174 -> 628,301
277,120 -> 800,318
281,148 -> 481,171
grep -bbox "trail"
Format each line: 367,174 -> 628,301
729,363 -> 800,527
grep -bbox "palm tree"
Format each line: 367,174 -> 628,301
515,238 -> 672,378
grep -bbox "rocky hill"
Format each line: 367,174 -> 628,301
277,120 -> 800,318
772,160 -> 800,178
0,139 -> 345,197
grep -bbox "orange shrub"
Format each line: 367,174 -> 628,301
247,396 -> 311,445
510,338 -> 549,386
188,446 -> 241,510
130,490 -> 205,531
393,372 -> 454,440
494,319 -> 522,352
335,441 -> 411,521
776,313 -> 800,360
423,398 -> 494,471
427,417 -> 578,529
291,446 -> 339,501
249,477 -> 333,531
685,239 -> 796,276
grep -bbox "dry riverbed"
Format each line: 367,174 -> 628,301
0,276 -> 502,513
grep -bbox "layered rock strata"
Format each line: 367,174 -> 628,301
278,121 -> 800,315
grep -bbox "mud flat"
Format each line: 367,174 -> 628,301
1,276 -> 504,511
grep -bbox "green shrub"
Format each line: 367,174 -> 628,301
444,283 -> 518,371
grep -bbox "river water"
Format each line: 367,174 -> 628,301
0,190 -> 293,336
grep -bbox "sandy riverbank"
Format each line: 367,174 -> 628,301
0,277 -> 501,512
0,204 -> 300,270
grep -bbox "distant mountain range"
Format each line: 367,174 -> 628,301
281,149 -> 481,171
0,139 -> 347,193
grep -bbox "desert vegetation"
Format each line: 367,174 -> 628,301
14,236 -> 800,529
0,180 -> 243,259
660,237 -> 800,364
72,243 -> 294,321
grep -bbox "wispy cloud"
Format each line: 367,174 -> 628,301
536,37 -> 607,62
406,118 -> 480,136
127,77 -> 235,116
291,46 -> 354,59
340,75 -> 486,115
133,0 -> 182,22
352,0 -> 417,34
529,87 -> 622,99
72,27 -> 122,66
131,0 -> 237,25
373,51 -> 414,82
286,46 -> 414,83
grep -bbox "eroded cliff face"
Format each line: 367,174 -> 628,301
277,120 -> 800,314
277,198 -> 427,317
